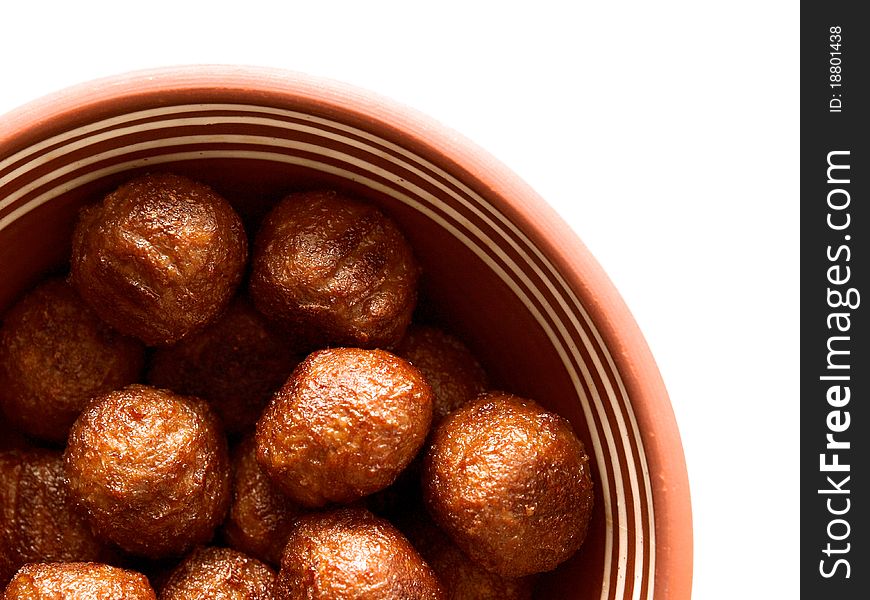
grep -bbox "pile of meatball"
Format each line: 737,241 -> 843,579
0,173 -> 595,599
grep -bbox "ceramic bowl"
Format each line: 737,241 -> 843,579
0,66 -> 692,599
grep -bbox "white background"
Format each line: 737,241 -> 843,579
0,2 -> 798,597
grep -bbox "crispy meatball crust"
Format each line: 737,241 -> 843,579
222,437 -> 304,566
71,173 -> 248,346
3,562 -> 156,599
249,190 -> 419,349
275,508 -> 444,600
0,449 -> 112,586
0,278 -> 145,443
158,546 -> 275,600
423,392 -> 594,578
256,348 -> 433,507
403,513 -> 536,600
148,297 -> 299,435
63,385 -> 231,559
395,325 -> 488,425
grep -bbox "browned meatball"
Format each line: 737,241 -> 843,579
423,392 -> 594,578
71,173 -> 248,346
395,325 -> 488,425
0,278 -> 145,443
3,562 -> 156,599
63,385 -> 231,559
256,348 -> 433,507
249,190 -> 419,349
275,508 -> 444,599
222,437 -> 304,566
0,449 -> 113,586
158,547 -> 275,600
148,297 -> 299,435
402,513 -> 536,600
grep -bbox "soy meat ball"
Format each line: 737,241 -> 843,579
395,325 -> 488,425
148,297 -> 299,436
255,348 -> 433,507
249,190 -> 419,349
71,173 -> 248,346
222,437 -> 304,566
275,508 -> 444,600
0,278 -> 144,443
63,385 -> 231,559
3,562 -> 156,599
403,514 -> 536,600
0,450 -> 112,586
423,392 -> 595,578
158,547 -> 275,600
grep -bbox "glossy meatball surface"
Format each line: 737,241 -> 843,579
148,297 -> 299,435
395,325 -> 488,425
249,190 -> 419,349
63,385 -> 231,559
71,173 -> 248,346
0,278 -> 144,443
222,437 -> 304,566
0,449 -> 112,586
159,546 -> 275,600
3,562 -> 156,599
423,392 -> 594,578
256,348 -> 433,507
275,508 -> 444,600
